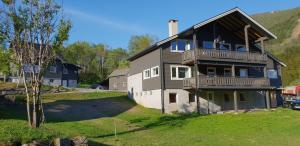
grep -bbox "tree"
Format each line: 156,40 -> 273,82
105,48 -> 128,73
1,0 -> 71,128
0,47 -> 10,82
128,34 -> 157,56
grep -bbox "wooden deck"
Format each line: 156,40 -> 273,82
182,49 -> 268,64
183,76 -> 271,89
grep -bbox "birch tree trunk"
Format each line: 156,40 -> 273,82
1,0 -> 71,128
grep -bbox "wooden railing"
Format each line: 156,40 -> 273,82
182,49 -> 268,64
183,76 -> 270,89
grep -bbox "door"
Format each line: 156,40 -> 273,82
206,92 -> 215,114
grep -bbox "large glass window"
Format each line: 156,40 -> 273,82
239,69 -> 248,77
267,69 -> 278,79
177,40 -> 186,51
171,41 -> 177,51
49,66 -> 57,73
236,44 -> 247,52
171,40 -> 194,52
203,41 -> 214,49
220,43 -> 231,50
171,65 -> 191,80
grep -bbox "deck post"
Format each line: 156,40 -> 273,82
244,25 -> 251,52
231,64 -> 235,77
234,90 -> 238,113
193,31 -> 200,114
266,90 -> 270,110
264,66 -> 267,78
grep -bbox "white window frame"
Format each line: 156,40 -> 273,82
49,66 -> 57,73
207,67 -> 216,77
170,39 -> 193,53
170,65 -> 191,80
143,69 -> 151,80
151,66 -> 159,78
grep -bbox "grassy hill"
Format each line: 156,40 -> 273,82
252,7 -> 300,85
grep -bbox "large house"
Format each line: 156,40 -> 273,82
108,68 -> 129,92
10,57 -> 80,88
127,8 -> 286,114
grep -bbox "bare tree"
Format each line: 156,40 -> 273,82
1,0 -> 71,128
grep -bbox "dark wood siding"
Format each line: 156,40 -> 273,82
164,63 -> 183,89
129,49 -> 161,90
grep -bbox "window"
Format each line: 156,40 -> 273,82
185,41 -> 194,50
136,92 -> 138,97
189,93 -> 195,103
207,67 -> 216,77
239,93 -> 246,102
239,69 -> 248,77
63,68 -> 68,74
203,41 -> 214,49
224,94 -> 230,102
50,79 -> 54,83
219,43 -> 231,50
143,69 -> 151,79
236,44 -> 247,52
49,66 -> 57,73
149,90 -> 152,95
151,66 -> 159,77
169,93 -> 177,103
170,65 -> 191,80
171,40 -> 194,52
267,69 -> 278,79
224,68 -> 232,77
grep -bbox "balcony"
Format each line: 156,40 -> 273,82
183,75 -> 271,89
182,49 -> 268,64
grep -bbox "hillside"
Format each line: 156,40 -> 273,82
252,7 -> 300,86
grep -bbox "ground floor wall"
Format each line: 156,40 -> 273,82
128,73 -> 161,109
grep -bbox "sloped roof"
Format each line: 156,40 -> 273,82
108,68 -> 129,77
128,7 -> 280,62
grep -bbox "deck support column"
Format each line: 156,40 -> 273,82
264,66 -> 267,78
244,25 -> 251,52
234,90 -> 238,113
231,64 -> 235,77
193,31 -> 200,114
266,90 -> 270,110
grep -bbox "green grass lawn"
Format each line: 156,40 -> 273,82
1,92 -> 300,146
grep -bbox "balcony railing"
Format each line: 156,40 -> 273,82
183,75 -> 271,89
182,49 -> 268,64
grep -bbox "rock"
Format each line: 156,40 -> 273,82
71,136 -> 88,146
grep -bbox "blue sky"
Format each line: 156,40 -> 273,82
63,0 -> 300,49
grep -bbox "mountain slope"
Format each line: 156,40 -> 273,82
252,7 -> 300,85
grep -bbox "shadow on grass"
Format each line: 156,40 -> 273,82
93,113 -> 200,139
0,95 -> 136,123
89,140 -> 111,146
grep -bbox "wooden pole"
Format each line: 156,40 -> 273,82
193,31 -> 200,114
244,25 -> 251,52
234,90 -> 238,113
266,90 -> 270,109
